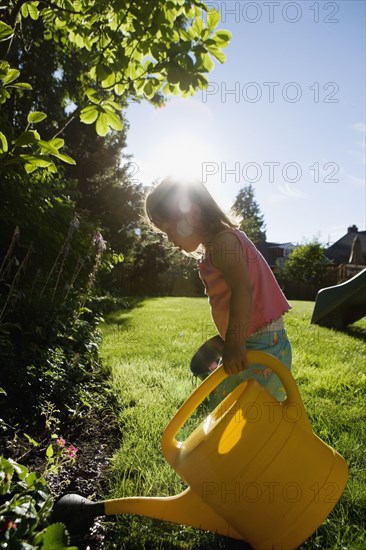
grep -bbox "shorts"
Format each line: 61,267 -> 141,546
206,328 -> 292,411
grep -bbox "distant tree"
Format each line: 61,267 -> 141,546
232,184 -> 266,244
281,241 -> 332,287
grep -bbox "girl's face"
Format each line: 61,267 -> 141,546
158,215 -> 203,253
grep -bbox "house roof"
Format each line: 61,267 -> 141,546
326,226 -> 366,264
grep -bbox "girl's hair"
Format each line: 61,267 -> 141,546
144,177 -> 241,239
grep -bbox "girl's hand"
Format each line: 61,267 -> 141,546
222,342 -> 248,375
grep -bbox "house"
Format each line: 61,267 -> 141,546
257,242 -> 297,269
326,225 -> 366,265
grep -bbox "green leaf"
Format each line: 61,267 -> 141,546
129,61 -> 144,80
196,52 -> 214,72
168,83 -> 181,96
28,111 -> 47,123
114,83 -> 126,96
21,3 -> 29,17
80,105 -> 99,124
23,432 -> 40,446
8,82 -> 32,90
0,131 -> 8,153
143,79 -> 154,99
0,457 -> 14,494
96,112 -> 109,136
20,154 -> 52,168
2,68 -> 20,85
197,73 -> 208,90
7,458 -> 28,480
86,88 -> 101,104
0,59 -> 10,71
96,63 -> 112,82
104,99 -> 122,110
112,253 -> 124,264
74,33 -> 85,48
47,162 -> 58,173
46,444 -> 54,458
54,152 -> 76,164
13,130 -> 40,147
49,138 -> 64,149
54,17 -> 67,29
0,89 -> 11,103
200,28 -> 210,41
25,471 -> 38,487
0,21 -> 14,42
24,163 -> 37,173
104,111 -> 123,131
206,45 -> 226,63
28,3 -> 40,20
101,72 -> 116,89
213,30 -> 232,47
207,9 -> 220,30
38,139 -> 59,155
38,523 -> 72,549
192,16 -> 204,35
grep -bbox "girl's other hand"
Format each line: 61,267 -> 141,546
222,342 -> 248,375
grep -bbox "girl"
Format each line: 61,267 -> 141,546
145,177 -> 292,409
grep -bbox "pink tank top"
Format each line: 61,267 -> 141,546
198,229 -> 291,339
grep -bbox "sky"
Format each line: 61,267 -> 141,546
123,0 -> 366,245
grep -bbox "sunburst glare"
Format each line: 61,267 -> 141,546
149,132 -> 216,181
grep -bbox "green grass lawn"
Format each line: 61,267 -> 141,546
100,298 -> 366,549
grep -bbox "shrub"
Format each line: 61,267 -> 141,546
0,170 -> 105,429
0,456 -> 76,549
278,241 -> 332,287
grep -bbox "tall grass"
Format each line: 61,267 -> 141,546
100,298 -> 366,549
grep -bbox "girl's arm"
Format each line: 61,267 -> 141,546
211,231 -> 252,375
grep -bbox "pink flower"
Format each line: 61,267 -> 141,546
1,519 -> 17,531
56,437 -> 66,448
65,444 -> 78,460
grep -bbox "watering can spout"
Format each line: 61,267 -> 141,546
104,488 -> 243,539
54,490 -> 243,540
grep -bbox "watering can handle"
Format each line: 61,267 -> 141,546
162,350 -> 312,455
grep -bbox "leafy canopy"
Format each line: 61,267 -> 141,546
0,0 -> 231,173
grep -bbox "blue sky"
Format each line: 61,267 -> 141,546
124,0 -> 365,245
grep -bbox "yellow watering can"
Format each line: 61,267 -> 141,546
55,351 -> 348,549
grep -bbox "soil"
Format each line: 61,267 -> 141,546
2,404 -> 121,550
48,408 -> 122,549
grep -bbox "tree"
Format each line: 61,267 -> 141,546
0,0 -> 231,173
0,16 -> 142,253
233,184 -> 266,244
281,241 -> 332,287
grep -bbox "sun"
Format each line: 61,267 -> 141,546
149,132 -> 216,182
